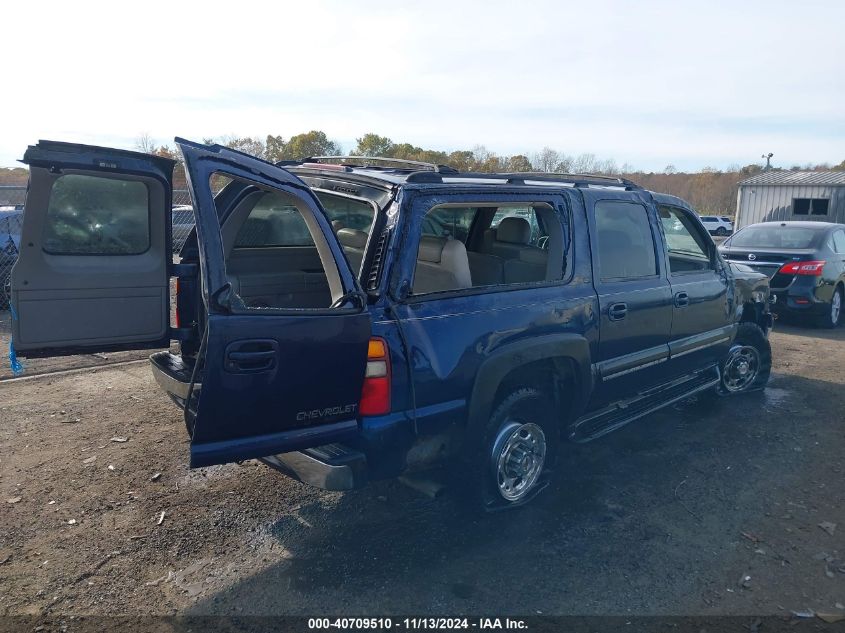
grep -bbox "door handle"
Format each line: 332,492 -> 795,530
674,291 -> 690,308
224,339 -> 278,373
608,302 -> 628,321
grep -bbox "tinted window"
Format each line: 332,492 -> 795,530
595,201 -> 657,280
832,230 -> 845,254
699,216 -> 715,222
316,192 -> 375,233
730,225 -> 818,249
659,205 -> 712,273
43,174 -> 149,255
234,192 -> 313,247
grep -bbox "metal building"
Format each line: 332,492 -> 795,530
735,171 -> 845,229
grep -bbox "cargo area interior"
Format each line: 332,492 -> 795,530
220,186 -> 376,309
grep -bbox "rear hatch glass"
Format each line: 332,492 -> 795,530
729,226 -> 819,249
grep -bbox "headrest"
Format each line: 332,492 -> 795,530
496,217 -> 531,244
337,228 -> 368,250
331,220 -> 345,233
418,235 -> 449,263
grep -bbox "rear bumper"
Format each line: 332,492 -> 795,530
259,444 -> 368,491
150,351 -> 196,403
770,282 -> 828,317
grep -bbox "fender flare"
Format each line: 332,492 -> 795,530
465,333 -> 593,446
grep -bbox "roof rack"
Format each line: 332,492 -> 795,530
404,170 -> 641,189
305,155 -> 459,174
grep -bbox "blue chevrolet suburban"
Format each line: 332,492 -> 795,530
11,140 -> 773,509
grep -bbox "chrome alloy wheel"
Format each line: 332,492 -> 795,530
831,290 -> 842,325
491,421 -> 547,502
723,344 -> 761,392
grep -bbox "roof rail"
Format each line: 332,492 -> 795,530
404,170 -> 641,189
306,155 -> 459,174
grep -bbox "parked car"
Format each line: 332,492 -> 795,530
698,215 -> 733,236
11,140 -> 774,510
719,221 -> 845,328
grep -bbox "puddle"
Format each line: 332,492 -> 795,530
762,386 -> 791,410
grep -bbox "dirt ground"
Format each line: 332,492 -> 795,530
1,322 -> 844,622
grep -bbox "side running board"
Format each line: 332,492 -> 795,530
570,367 -> 720,443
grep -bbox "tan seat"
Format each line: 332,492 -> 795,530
466,251 -> 504,285
482,217 -> 549,283
504,248 -> 548,283
485,217 -> 533,260
414,236 -> 472,294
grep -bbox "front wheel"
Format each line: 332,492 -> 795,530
716,227 -> 728,236
467,387 -> 558,510
816,286 -> 843,329
719,323 -> 771,394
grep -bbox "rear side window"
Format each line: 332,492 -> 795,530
234,192 -> 314,247
594,201 -> 658,280
422,207 -> 477,242
43,174 -> 150,255
832,230 -> 845,254
730,226 -> 818,249
411,203 -> 563,295
316,192 -> 375,233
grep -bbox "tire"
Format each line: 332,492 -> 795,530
465,387 -> 558,511
716,227 -> 728,236
719,322 -> 771,394
815,285 -> 843,329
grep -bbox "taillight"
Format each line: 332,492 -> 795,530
359,337 -> 390,416
777,260 -> 825,276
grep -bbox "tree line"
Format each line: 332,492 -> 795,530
2,131 -> 843,215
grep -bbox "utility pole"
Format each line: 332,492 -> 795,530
761,153 -> 773,170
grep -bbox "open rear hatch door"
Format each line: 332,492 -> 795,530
176,139 -> 372,468
11,141 -> 175,356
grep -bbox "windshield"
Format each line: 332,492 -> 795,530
729,225 -> 819,249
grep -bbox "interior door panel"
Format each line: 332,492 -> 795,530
11,142 -> 174,355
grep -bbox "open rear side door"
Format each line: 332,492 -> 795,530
11,141 -> 175,356
176,139 -> 372,468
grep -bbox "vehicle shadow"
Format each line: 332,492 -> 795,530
186,372 -> 842,617
773,319 -> 845,342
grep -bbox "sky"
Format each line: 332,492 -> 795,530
2,0 -> 844,171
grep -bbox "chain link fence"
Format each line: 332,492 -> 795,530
0,186 -> 199,376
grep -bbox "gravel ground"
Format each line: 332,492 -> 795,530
0,322 -> 843,622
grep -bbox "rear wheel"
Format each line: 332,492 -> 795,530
816,286 -> 843,329
467,387 -> 558,510
719,323 -> 771,394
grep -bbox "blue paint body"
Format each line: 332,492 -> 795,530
12,140 -> 774,487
